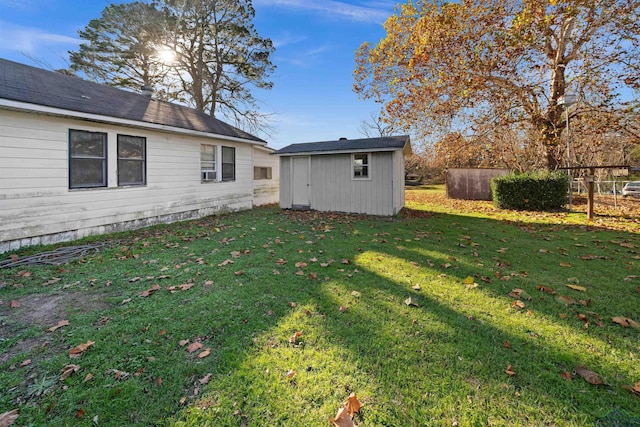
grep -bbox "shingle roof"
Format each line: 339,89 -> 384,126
0,58 -> 265,143
273,135 -> 411,155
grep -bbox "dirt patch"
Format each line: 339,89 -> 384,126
0,292 -> 111,364
6,292 -> 111,327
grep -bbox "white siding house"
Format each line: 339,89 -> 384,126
275,136 -> 412,216
0,59 -> 278,253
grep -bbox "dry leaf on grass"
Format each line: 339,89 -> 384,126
8,300 -> 20,309
197,348 -> 211,358
560,371 -> 573,381
289,331 -> 302,344
576,366 -> 603,385
330,406 -> 354,427
19,359 -> 31,368
199,373 -> 212,385
345,393 -> 363,416
187,342 -> 203,353
69,341 -> 95,358
0,409 -> 19,427
612,316 -> 640,329
60,364 -> 80,380
565,284 -> 587,292
505,365 -> 516,376
48,319 -> 70,332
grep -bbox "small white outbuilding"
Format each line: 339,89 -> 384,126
274,136 -> 412,216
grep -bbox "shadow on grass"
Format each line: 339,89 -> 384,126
170,208 -> 639,426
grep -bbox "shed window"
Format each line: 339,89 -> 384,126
222,146 -> 235,181
117,135 -> 146,186
352,153 -> 369,179
254,166 -> 272,180
69,129 -> 107,189
201,144 -> 217,182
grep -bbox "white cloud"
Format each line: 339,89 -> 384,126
253,0 -> 393,23
0,21 -> 81,54
271,32 -> 308,49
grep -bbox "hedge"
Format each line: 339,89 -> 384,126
491,171 -> 568,211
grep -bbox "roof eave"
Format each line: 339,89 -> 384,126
0,98 -> 267,146
275,147 -> 406,156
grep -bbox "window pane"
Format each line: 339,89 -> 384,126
70,131 -> 105,157
353,154 -> 369,178
201,145 -> 216,174
222,146 -> 235,181
118,159 -> 145,185
70,159 -> 105,187
118,135 -> 145,159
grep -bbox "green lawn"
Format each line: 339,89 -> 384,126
1,187 -> 639,426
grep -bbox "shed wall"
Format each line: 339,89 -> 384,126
280,151 -> 397,216
0,110 -> 256,252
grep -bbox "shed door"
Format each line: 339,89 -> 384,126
291,156 -> 310,208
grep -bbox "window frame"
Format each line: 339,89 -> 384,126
351,152 -> 371,180
200,144 -> 218,182
117,134 -> 147,186
68,129 -> 108,189
222,146 -> 235,182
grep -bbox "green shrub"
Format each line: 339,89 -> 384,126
491,171 -> 568,211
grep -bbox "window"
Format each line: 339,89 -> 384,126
352,153 -> 369,179
222,146 -> 235,181
117,135 -> 146,186
201,144 -> 216,182
254,166 -> 272,180
69,130 -> 107,189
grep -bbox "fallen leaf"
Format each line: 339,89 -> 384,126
536,285 -> 556,295
341,259 -> 350,264
329,406 -> 354,427
199,373 -> 212,385
198,348 -> 211,358
566,284 -> 587,292
0,409 -> 18,427
121,298 -> 132,304
511,300 -> 525,309
508,289 -> 531,300
218,259 -> 234,267
560,371 -> 573,381
412,284 -> 421,290
612,316 -> 640,328
404,297 -> 418,307
179,339 -> 190,347
351,291 -> 361,298
187,342 -> 203,353
555,295 -> 578,306
339,305 -> 349,312
503,340 -> 511,349
559,262 -> 572,267
345,392 -> 363,416
83,373 -> 94,382
8,300 -> 20,308
234,270 -> 244,276
69,341 -> 95,358
179,283 -> 193,291
19,359 -> 31,368
462,276 -> 475,285
295,262 -> 307,268
48,319 -> 70,332
75,409 -> 85,418
179,396 -> 188,405
286,369 -> 296,379
505,365 -> 516,376
289,331 -> 303,344
576,366 -> 603,385
559,313 -> 567,319
60,364 -> 80,380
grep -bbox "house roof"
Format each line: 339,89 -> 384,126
273,135 -> 412,156
0,58 -> 265,144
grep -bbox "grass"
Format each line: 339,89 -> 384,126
0,187 -> 639,426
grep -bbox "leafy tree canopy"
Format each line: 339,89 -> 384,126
354,0 -> 640,169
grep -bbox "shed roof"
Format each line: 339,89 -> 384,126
0,58 -> 265,143
273,135 -> 411,156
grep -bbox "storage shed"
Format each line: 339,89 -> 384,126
274,136 -> 412,216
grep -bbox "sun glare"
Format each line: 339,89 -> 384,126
157,48 -> 176,64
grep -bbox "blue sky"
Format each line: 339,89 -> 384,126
0,0 -> 399,149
